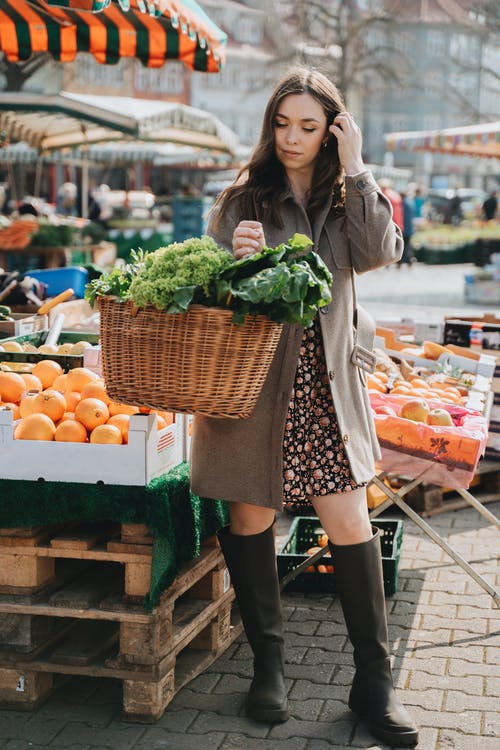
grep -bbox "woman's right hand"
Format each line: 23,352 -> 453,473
232,220 -> 266,259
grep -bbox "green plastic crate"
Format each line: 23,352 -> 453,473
277,517 -> 403,597
0,331 -> 98,371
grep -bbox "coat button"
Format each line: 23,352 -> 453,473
320,305 -> 329,315
356,178 -> 366,190
328,370 -> 335,380
343,434 -> 349,443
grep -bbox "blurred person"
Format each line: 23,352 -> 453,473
413,186 -> 425,219
398,190 -> 415,266
445,191 -> 462,225
56,182 -> 78,216
191,66 -> 417,747
378,178 -> 404,233
482,190 -> 498,221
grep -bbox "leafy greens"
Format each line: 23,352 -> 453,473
85,233 -> 333,327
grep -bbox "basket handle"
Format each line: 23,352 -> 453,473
130,305 -> 140,318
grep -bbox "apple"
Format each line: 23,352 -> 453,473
374,405 -> 397,416
400,398 -> 430,423
426,408 -> 453,426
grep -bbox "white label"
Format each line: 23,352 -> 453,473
16,676 -> 25,692
223,568 -> 231,593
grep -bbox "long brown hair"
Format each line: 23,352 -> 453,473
212,66 -> 346,230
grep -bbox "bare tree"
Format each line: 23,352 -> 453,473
271,0 -> 411,106
0,55 -> 51,92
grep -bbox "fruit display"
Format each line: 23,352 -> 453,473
0,363 -> 173,445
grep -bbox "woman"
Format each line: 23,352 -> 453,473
191,67 -> 418,748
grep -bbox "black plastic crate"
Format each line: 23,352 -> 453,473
277,517 -> 403,597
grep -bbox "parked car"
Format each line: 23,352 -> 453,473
424,188 -> 487,223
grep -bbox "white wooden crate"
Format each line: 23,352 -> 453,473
0,411 -> 183,485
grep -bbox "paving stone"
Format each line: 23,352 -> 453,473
5,744 -> 91,750
49,722 -> 146,748
269,716 -> 353,744
408,672 -> 482,695
443,689 -> 498,712
0,716 -> 62,744
484,711 -> 500,736
350,720 -> 437,749
408,707 -> 481,733
221,735 -> 308,750
485,676 -> 500,696
188,711 -> 269,737
289,679 -> 349,702
319,698 -> 352,723
438,730 -> 500,749
168,688 -> 243,715
447,659 -> 499,677
276,662 -> 338,684
134,729 -> 225,750
288,698 -> 325,721
396,688 -> 444,711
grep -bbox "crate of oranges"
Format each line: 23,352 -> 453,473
0,361 -> 183,485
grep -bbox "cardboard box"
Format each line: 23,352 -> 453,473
0,313 -> 48,340
0,412 -> 183,485
375,318 -> 444,345
444,314 -> 500,352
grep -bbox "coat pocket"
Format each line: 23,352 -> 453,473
324,224 -> 352,269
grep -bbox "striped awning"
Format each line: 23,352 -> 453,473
385,122 -> 500,159
0,91 -> 239,154
0,0 -> 226,71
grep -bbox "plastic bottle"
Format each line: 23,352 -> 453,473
468,322 -> 483,350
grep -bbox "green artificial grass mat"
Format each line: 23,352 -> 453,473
0,462 -> 228,610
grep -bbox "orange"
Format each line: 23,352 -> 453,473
52,373 -> 68,392
54,419 -> 88,443
0,371 -> 27,403
32,389 -> 67,422
108,400 -> 139,417
80,380 -> 110,405
155,415 -> 168,430
1,401 -> 20,419
373,371 -> 389,383
19,390 -> 40,418
107,413 -> 130,444
367,377 -> 386,393
65,367 -> 100,393
19,373 -> 43,392
90,423 -> 123,444
64,391 -> 82,412
32,360 -> 63,389
75,398 -> 109,431
14,413 -> 56,441
57,412 -> 76,424
409,379 -> 429,389
153,410 -> 174,426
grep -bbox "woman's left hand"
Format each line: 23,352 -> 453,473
329,112 -> 365,176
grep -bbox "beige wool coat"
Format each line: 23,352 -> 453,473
190,170 -> 403,510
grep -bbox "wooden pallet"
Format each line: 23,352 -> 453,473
0,523 -> 241,721
401,459 -> 500,517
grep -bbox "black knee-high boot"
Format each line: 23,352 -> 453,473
330,528 -> 418,747
217,523 -> 289,723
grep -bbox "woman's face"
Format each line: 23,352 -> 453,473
273,93 -> 328,176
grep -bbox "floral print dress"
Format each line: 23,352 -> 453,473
282,316 -> 364,513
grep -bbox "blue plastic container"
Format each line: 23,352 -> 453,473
27,267 -> 89,299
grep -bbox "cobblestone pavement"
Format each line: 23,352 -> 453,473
1,500 -> 498,750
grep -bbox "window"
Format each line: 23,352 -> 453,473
232,18 -> 262,45
426,29 -> 446,57
134,63 -> 184,95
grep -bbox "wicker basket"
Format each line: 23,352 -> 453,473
98,296 -> 283,419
